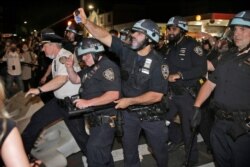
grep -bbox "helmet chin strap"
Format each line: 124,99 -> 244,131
91,53 -> 100,65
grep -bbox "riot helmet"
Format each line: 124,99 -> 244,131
65,22 -> 82,35
229,10 -> 250,27
132,19 -> 160,43
167,16 -> 188,31
75,38 -> 104,64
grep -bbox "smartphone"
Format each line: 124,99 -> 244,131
74,10 -> 82,24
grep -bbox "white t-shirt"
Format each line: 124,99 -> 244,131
2,51 -> 24,76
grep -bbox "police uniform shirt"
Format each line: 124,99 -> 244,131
110,36 -> 168,97
165,36 -> 207,87
78,56 -> 121,100
52,48 -> 81,99
208,49 -> 250,111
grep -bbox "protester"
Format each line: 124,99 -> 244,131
0,78 -> 41,167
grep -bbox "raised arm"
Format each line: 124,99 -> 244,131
74,8 -> 112,47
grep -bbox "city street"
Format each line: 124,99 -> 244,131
67,134 -> 215,167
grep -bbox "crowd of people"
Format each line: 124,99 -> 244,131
0,8 -> 249,167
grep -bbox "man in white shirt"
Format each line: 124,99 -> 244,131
22,28 -> 88,159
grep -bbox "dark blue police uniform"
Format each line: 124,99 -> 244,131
111,36 -> 169,167
208,47 -> 250,167
78,56 -> 121,167
164,36 -> 207,163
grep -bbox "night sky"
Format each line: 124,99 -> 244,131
1,0 -> 248,34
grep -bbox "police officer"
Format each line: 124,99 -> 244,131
63,21 -> 82,53
73,8 -> 169,167
192,10 -> 250,167
65,37 -> 121,167
22,28 -> 88,158
164,16 -> 207,165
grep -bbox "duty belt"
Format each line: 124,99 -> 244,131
169,86 -> 197,98
87,115 -> 116,128
128,104 -> 166,121
215,108 -> 250,140
215,109 -> 250,121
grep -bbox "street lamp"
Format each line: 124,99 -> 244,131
88,4 -> 94,10
67,20 -> 72,26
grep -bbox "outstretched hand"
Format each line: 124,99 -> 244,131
25,88 -> 40,98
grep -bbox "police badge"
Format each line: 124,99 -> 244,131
103,68 -> 115,81
59,56 -> 67,64
161,65 -> 169,79
194,46 -> 203,56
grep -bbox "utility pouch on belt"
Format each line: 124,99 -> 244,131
215,109 -> 250,141
88,115 -> 116,128
227,120 -> 249,141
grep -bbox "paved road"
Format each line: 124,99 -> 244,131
67,134 -> 215,167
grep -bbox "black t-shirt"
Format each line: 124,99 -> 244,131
110,36 -> 168,97
209,49 -> 250,111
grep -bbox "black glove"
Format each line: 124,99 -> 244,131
191,106 -> 201,130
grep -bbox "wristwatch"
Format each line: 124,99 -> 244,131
37,87 -> 43,94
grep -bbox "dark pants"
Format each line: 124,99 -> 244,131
87,123 -> 115,167
199,99 -> 215,152
22,98 -> 88,154
122,110 -> 168,167
211,119 -> 250,167
167,93 -> 198,163
23,79 -> 31,92
6,74 -> 24,98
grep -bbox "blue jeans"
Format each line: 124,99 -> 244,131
6,74 -> 24,97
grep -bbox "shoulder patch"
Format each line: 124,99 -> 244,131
59,56 -> 67,64
161,65 -> 169,79
194,46 -> 203,56
103,68 -> 115,81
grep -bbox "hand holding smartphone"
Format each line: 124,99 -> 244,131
74,9 -> 82,24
